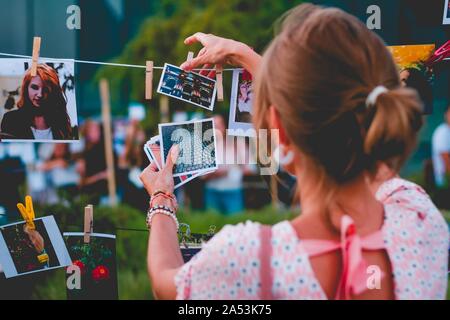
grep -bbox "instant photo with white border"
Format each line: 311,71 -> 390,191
0,58 -> 78,143
158,118 -> 218,177
444,0 -> 450,24
144,135 -> 213,189
0,216 -> 72,278
157,63 -> 217,111
228,69 -> 255,137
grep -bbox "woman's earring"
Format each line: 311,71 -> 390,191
274,144 -> 294,166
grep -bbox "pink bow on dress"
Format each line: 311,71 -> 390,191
301,215 -> 385,300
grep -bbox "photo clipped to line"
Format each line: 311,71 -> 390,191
64,232 -> 119,300
157,63 -> 217,111
0,216 -> 72,278
228,69 -> 255,137
0,58 -> 79,142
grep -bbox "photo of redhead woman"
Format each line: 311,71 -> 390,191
0,59 -> 78,142
228,69 -> 255,137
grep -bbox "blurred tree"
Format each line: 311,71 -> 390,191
96,0 -> 303,130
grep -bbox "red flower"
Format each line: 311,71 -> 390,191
92,265 -> 110,281
241,69 -> 252,82
72,260 -> 86,275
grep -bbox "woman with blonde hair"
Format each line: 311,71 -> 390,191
140,4 -> 449,299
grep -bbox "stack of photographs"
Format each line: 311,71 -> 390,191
144,118 -> 217,189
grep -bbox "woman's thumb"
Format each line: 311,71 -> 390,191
164,145 -> 179,171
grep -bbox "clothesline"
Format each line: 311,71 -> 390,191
0,51 -> 448,71
0,52 -> 242,71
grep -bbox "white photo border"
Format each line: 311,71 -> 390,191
228,69 -> 255,137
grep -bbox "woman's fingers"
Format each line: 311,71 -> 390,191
184,32 -> 208,45
199,64 -> 212,76
163,145 -> 180,172
207,68 -> 217,79
149,162 -> 159,172
181,54 -> 208,71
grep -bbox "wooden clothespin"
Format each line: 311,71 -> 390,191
187,51 -> 194,62
215,65 -> 223,101
145,61 -> 153,100
31,37 -> 41,77
84,205 -> 93,243
17,195 -> 36,230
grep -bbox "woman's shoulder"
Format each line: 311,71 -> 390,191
203,220 -> 293,250
379,178 -> 449,299
2,109 -> 22,120
202,220 -> 262,251
175,220 -> 295,299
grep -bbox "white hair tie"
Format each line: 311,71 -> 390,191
366,86 -> 388,108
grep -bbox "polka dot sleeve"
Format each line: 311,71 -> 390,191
174,221 -> 262,300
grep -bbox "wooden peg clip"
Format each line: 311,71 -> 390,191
187,51 -> 194,62
215,65 -> 223,101
145,61 -> 153,100
31,37 -> 41,77
84,205 -> 93,243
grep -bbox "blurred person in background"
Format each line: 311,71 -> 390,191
76,120 -> 109,204
38,143 -> 79,203
202,115 -> 246,215
0,143 -> 27,223
432,105 -> 450,209
118,119 -> 149,211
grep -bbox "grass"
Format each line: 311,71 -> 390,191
21,201 -> 450,300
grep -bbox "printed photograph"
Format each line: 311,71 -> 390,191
157,63 -> 216,111
159,118 -> 217,177
0,59 -> 78,142
444,0 -> 450,24
144,136 -> 212,189
64,233 -> 118,300
228,69 -> 255,136
0,216 -> 71,278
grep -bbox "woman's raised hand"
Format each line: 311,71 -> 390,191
180,32 -> 261,76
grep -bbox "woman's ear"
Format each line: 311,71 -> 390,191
268,105 -> 290,146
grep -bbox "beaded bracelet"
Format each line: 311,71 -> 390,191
150,195 -> 178,211
150,190 -> 178,210
146,206 -> 179,231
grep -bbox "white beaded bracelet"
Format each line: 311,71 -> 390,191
146,208 -> 179,231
